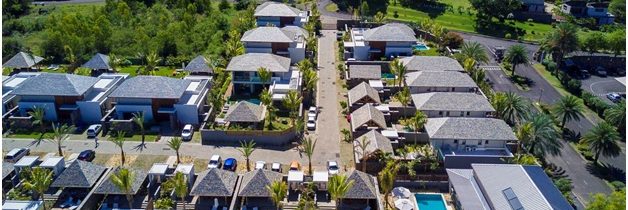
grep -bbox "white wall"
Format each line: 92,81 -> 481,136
289,47 -> 305,63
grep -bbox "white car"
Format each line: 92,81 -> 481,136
181,124 -> 193,141
86,124 -> 102,138
328,161 -> 339,175
308,106 -> 317,118
307,116 -> 316,130
208,155 -> 222,169
255,161 -> 266,170
271,162 -> 281,172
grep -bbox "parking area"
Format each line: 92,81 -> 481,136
581,76 -> 626,104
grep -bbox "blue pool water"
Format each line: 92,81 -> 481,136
246,99 -> 261,105
413,44 -> 430,51
382,73 -> 395,79
415,193 -> 447,210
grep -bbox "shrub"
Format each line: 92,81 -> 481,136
442,32 -> 464,49
610,181 -> 626,191
581,92 -> 612,116
393,11 -> 399,18
576,142 -> 594,161
504,33 -> 512,39
565,79 -> 582,96
546,61 -> 557,73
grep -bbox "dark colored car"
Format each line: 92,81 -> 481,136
223,158 -> 237,171
78,150 -> 95,162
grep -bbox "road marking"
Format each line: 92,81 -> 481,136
588,80 -> 621,94
479,66 -> 502,71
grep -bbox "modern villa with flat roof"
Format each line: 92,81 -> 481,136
425,117 -> 518,168
226,53 -> 301,100
344,23 -> 416,61
241,26 -> 308,63
411,92 -> 495,118
2,72 -> 40,117
447,164 -> 574,210
8,73 -> 128,125
254,2 -> 308,27
107,76 -> 209,127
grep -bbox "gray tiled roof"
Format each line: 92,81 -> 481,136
411,92 -> 495,112
109,76 -> 191,99
344,170 -> 377,199
238,169 -> 283,197
400,56 -> 464,72
281,26 -> 309,39
3,52 -> 44,68
363,23 -> 416,42
51,160 -> 106,188
224,101 -> 265,123
81,53 -> 111,70
3,162 -> 14,180
405,71 -> 478,88
425,118 -> 517,141
184,55 -> 213,74
190,168 -> 238,197
349,65 -> 381,79
241,27 -> 297,43
348,82 -> 381,105
254,2 -> 301,17
354,130 -> 393,160
11,73 -> 99,96
94,167 -> 147,195
350,104 -> 386,130
226,53 -> 291,72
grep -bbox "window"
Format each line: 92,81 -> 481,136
478,140 -> 482,145
462,140 -> 466,145
460,112 -> 464,117
467,112 -> 471,116
485,140 -> 489,145
446,111 -> 450,116
453,140 -> 458,144
451,87 -> 456,91
439,111 -> 443,116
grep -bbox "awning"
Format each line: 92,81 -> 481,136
381,130 -> 399,139
369,80 -> 384,90
313,171 -> 328,182
288,171 -> 304,182
157,107 -> 176,114
59,104 -> 79,111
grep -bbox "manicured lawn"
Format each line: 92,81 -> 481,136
264,116 -> 293,131
4,131 -> 50,139
325,2 -> 339,12
128,155 -> 169,170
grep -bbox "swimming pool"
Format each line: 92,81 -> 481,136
413,44 -> 430,51
382,73 -> 395,79
415,193 -> 447,210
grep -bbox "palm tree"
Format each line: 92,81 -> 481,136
260,88 -> 274,128
604,100 -> 625,137
238,140 -> 256,171
167,137 -> 183,164
515,121 -> 534,152
394,87 -> 411,117
302,69 -> 318,101
143,51 -> 160,75
408,111 -> 428,144
225,30 -> 245,60
171,171 -> 189,210
282,90 -> 302,125
542,23 -> 579,67
374,11 -> 386,24
504,45 -> 529,76
108,53 -> 123,72
328,174 -> 354,209
457,42 -> 489,64
23,167 -> 53,210
491,92 -> 530,125
302,137 -> 317,175
355,137 -> 372,172
378,161 -> 398,209
110,131 -> 127,166
28,106 -> 46,142
110,168 -> 135,207
297,59 -> 314,73
257,67 -> 271,88
553,95 -> 585,130
47,123 -> 74,156
524,113 -> 562,158
506,153 -> 539,165
581,122 -> 621,165
132,112 -> 146,145
63,45 -> 78,73
266,180 -> 288,210
390,59 -> 406,87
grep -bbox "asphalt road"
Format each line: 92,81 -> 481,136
581,75 -> 626,104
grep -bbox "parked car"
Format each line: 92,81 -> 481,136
328,161 -> 339,175
492,46 -> 506,62
223,158 -> 237,171
607,92 -> 622,103
255,161 -> 266,170
86,124 -> 102,138
308,106 -> 317,118
4,148 -> 30,163
208,155 -> 222,169
289,161 -> 301,171
181,124 -> 193,141
578,69 -> 590,79
77,150 -> 95,162
307,116 -> 316,130
271,162 -> 281,172
594,66 -> 607,77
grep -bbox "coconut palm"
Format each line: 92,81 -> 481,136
63,45 -> 78,72
132,112 -> 146,145
28,106 -> 46,143
503,45 -> 529,76
506,153 -> 539,165
257,67 -> 271,88
238,140 -> 256,171
302,68 -> 318,101
110,168 -> 135,207
108,53 -> 123,72
515,121 -> 534,152
302,137 -> 317,175
260,88 -> 274,129
408,110 -> 428,145
491,92 -> 530,125
225,30 -> 245,60
167,137 -> 183,164
22,167 -> 53,210
328,174 -> 354,209
524,113 -> 562,158
604,100 -> 625,137
143,51 -> 160,75
457,42 -> 489,64
171,171 -> 189,210
266,180 -> 288,210
297,59 -> 314,73
542,23 -> 579,67
581,122 -> 621,165
553,95 -> 585,130
282,90 -> 302,125
394,87 -> 411,116
110,131 -> 128,166
355,137 -> 372,172
390,59 -> 406,87
378,161 -> 398,209
47,123 -> 74,156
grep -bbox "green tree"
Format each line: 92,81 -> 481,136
507,153 -> 539,165
225,30 -> 245,60
457,41 -> 489,64
553,95 -> 585,130
606,29 -> 626,56
167,137 -> 183,164
110,131 -> 127,166
581,122 -> 621,165
302,137 -> 317,175
28,106 -> 46,142
491,92 -> 530,125
260,88 -> 275,129
604,100 -> 625,138
524,113 -> 562,158
170,171 -> 189,210
238,140 -> 256,171
132,112 -> 146,144
374,11 -> 386,23
110,168 -> 135,208
108,53 -> 123,72
609,0 -> 625,23
63,45 -> 79,73
408,111 -> 428,144
360,1 -> 370,17
586,189 -> 626,210
469,0 -> 522,22
266,180 -> 288,210
355,137 -> 372,172
257,67 -> 271,87
3,0 -> 32,18
503,45 -> 529,76
328,174 -> 354,209
47,123 -> 75,156
390,58 -> 406,87
394,87 -> 411,116
301,68 -> 318,101
543,23 -> 579,67
378,161 -> 398,209
143,51 -> 161,75
282,90 -> 302,125
581,32 -> 607,54
22,167 -> 53,210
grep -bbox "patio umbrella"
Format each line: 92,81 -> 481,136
395,199 -> 414,210
392,187 -> 412,198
